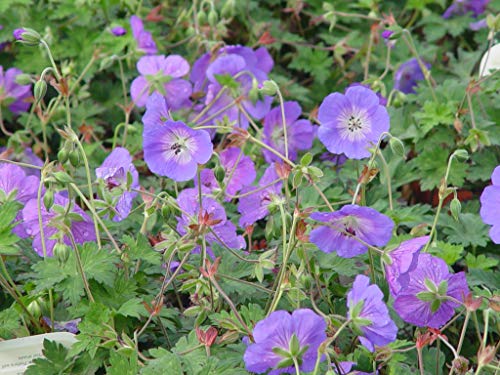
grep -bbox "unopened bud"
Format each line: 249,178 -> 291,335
57,148 -> 69,164
34,80 -> 47,104
389,136 -> 406,159
43,190 -> 54,210
452,149 -> 469,161
208,9 -> 218,27
161,204 -> 172,220
259,80 -> 276,96
221,0 -> 234,18
15,73 -> 32,85
13,27 -> 41,46
68,149 -> 80,167
53,243 -> 70,264
196,10 -> 207,25
27,300 -> 42,318
450,196 -> 461,221
214,165 -> 225,183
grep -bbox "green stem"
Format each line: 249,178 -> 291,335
377,149 -> 393,210
40,40 -> 61,80
67,231 -> 95,303
312,320 -> 350,375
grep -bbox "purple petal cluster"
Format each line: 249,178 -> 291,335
243,308 -> 326,374
443,0 -> 489,19
0,66 -> 31,114
262,101 -> 314,163
318,85 -> 390,159
130,55 -> 192,109
95,147 -> 139,222
130,15 -> 157,54
0,163 -> 39,237
393,254 -> 469,328
196,147 -> 256,199
143,120 -> 213,181
110,26 -> 127,37
22,193 -> 96,257
347,275 -> 397,351
480,165 -> 500,243
176,188 -> 245,253
190,45 -> 274,130
309,205 -> 394,258
0,147 -> 43,177
142,92 -> 171,130
394,58 -> 431,95
42,317 -> 81,334
384,236 -> 429,296
237,163 -> 283,228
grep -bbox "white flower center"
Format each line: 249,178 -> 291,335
338,107 -> 370,142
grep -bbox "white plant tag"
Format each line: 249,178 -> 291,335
0,332 -> 76,374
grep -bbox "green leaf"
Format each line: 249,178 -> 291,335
116,298 -> 148,318
107,351 -> 139,375
25,340 -> 69,375
441,213 -> 489,247
465,254 -> 499,270
141,348 -> 182,375
428,242 -> 464,265
289,47 -> 332,85
414,101 -> 455,135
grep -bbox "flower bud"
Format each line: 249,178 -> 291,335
389,136 -> 406,159
53,242 -> 71,264
15,73 -> 32,85
34,80 -> 47,104
208,9 -> 218,27
27,300 -> 42,318
197,10 -> 207,25
214,165 -> 225,183
161,204 -> 172,220
57,148 -> 69,164
221,0 -> 234,18
13,27 -> 42,46
450,196 -> 461,221
68,149 -> 80,167
452,149 -> 469,161
259,80 -> 277,96
43,190 -> 54,210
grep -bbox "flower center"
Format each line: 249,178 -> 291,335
170,142 -> 184,155
347,115 -> 363,133
338,108 -> 370,141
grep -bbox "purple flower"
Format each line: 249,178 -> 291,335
190,45 -> 273,93
42,317 -> 81,334
195,147 -> 256,199
394,58 -> 431,95
0,163 -> 39,238
0,66 -> 31,114
143,120 -> 213,181
443,0 -> 489,19
95,147 -> 139,222
176,188 -> 245,253
384,236 -> 429,296
381,30 -> 394,39
130,55 -> 192,110
191,48 -> 273,130
130,15 -> 157,54
470,18 -> 488,30
262,101 -> 314,163
0,147 -> 43,177
22,193 -> 96,257
310,205 -> 394,258
110,26 -> 127,36
237,163 -> 283,228
393,254 -> 469,328
347,275 -> 397,352
317,86 -> 390,159
480,166 -> 500,243
348,83 -> 387,106
142,92 -> 172,130
13,28 -> 25,40
243,308 -> 326,374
